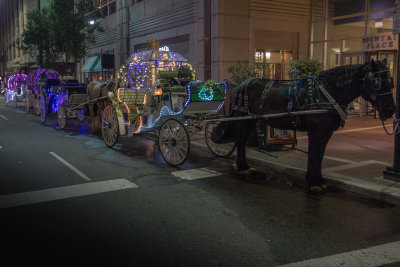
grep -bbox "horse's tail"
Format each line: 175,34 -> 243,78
210,121 -> 235,144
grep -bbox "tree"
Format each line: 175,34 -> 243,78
21,8 -> 58,68
21,0 -> 103,68
51,0 -> 104,64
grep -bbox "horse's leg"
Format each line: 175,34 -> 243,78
235,120 -> 257,173
306,127 -> 334,192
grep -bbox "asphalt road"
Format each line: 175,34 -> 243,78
0,96 -> 400,266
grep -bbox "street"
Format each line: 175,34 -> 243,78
1,97 -> 400,266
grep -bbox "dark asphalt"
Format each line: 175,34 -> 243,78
0,97 -> 400,266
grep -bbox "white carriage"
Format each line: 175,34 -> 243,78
100,48 -> 235,166
5,74 -> 28,107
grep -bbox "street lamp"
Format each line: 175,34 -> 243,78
89,20 -> 95,25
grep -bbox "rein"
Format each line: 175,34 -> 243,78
382,116 -> 400,136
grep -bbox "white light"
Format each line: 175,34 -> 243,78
266,52 -> 271,59
159,46 -> 170,52
375,21 -> 383,28
89,20 -> 95,25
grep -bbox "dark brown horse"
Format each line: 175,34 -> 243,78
87,80 -> 115,132
216,60 -> 395,192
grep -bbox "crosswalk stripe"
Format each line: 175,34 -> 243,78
172,168 -> 221,180
0,179 -> 138,209
280,241 -> 400,267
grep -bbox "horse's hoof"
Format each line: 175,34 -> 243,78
239,169 -> 250,176
307,185 -> 325,194
321,183 -> 328,190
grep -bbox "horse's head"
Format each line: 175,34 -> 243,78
362,59 -> 395,120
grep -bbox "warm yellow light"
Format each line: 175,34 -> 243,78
266,52 -> 271,60
154,87 -> 163,96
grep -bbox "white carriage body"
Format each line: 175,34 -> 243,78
5,74 -> 28,105
115,49 -> 226,134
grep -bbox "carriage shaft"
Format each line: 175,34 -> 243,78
203,109 -> 330,123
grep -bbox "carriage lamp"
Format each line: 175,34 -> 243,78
154,87 -> 163,96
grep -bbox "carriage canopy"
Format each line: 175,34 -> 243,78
118,50 -> 195,90
7,74 -> 28,89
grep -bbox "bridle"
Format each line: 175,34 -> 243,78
363,69 -> 396,135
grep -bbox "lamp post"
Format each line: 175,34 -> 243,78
384,1 -> 400,180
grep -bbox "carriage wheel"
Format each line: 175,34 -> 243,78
205,121 -> 236,157
58,105 -> 67,129
34,97 -> 41,116
158,119 -> 190,166
25,95 -> 30,113
40,94 -> 46,124
77,109 -> 85,122
101,105 -> 119,147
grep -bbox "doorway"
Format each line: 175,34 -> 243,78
342,52 -> 364,115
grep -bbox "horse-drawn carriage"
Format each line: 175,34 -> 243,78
57,82 -> 88,129
25,68 -> 60,116
5,74 -> 28,107
57,48 -> 233,166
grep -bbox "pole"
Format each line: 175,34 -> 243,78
384,14 -> 400,180
101,48 -> 104,81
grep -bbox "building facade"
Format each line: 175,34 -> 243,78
1,0 -> 397,100
310,0 -> 396,114
79,0 -> 311,83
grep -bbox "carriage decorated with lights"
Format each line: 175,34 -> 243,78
88,41 -> 233,166
25,68 -> 60,117
5,74 -> 28,107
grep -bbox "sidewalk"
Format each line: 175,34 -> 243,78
191,115 -> 400,205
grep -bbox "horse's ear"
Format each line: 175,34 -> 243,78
370,59 -> 378,70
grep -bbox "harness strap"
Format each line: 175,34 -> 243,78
318,84 -> 348,121
259,80 -> 274,110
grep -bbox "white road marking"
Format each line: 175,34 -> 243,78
49,152 -> 91,181
0,114 -> 8,120
297,125 -> 389,140
0,179 -> 138,209
280,240 -> 400,267
322,155 -> 356,164
172,168 -> 221,180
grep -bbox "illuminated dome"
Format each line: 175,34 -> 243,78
118,50 -> 195,90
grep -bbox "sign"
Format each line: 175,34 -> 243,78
362,32 -> 398,52
159,46 -> 170,52
266,126 -> 296,145
394,2 -> 400,34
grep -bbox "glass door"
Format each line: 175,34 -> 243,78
342,53 -> 363,116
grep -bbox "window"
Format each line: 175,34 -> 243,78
370,0 -> 394,11
109,1 -> 116,15
328,0 -> 365,18
92,0 -> 115,17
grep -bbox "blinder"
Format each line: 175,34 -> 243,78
364,69 -> 394,120
364,70 -> 392,100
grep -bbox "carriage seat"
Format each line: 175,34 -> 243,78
68,94 -> 88,105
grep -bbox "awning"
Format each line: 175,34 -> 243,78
81,56 -> 100,73
92,57 -> 113,72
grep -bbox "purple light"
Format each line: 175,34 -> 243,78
28,68 -> 60,92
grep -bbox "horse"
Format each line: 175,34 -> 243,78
87,80 -> 115,133
215,59 -> 395,192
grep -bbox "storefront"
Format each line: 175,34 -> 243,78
311,0 -> 396,116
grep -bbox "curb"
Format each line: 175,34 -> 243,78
190,139 -> 400,206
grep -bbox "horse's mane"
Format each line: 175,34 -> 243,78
318,64 -> 364,89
